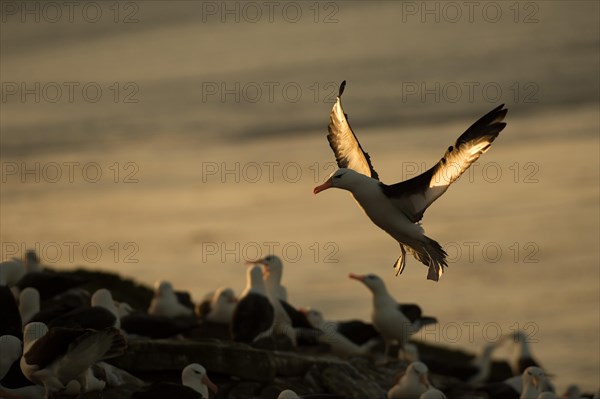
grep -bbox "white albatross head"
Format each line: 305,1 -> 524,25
348,273 -> 387,295
181,363 -> 218,397
313,168 -> 373,194
277,389 -> 300,399
522,366 -> 546,393
154,281 -> 175,296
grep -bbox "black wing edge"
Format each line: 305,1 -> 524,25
380,104 -> 508,221
328,80 -> 380,180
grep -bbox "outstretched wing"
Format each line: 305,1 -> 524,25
382,104 -> 507,222
327,80 -> 379,179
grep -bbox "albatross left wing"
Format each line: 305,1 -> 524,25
382,104 -> 507,222
327,81 -> 380,180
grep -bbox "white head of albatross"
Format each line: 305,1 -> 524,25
278,389 -> 300,399
388,361 -> 431,399
205,287 -> 237,324
521,367 -> 547,399
248,255 -> 288,302
148,281 -> 193,318
314,168 -> 375,195
181,363 -> 218,398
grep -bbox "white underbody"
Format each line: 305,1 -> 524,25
349,179 -> 425,246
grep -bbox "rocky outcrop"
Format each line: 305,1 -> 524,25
39,268 -> 513,398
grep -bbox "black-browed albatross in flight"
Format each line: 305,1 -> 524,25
314,81 -> 507,281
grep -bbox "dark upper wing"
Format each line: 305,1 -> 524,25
230,294 -> 274,343
327,81 -> 379,179
24,327 -> 88,368
48,307 -> 117,330
382,104 -> 507,222
397,304 -> 422,324
279,300 -> 312,329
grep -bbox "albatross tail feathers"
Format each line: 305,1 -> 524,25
405,236 -> 448,282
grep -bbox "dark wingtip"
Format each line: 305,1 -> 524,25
339,80 -> 346,97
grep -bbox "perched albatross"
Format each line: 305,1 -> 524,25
349,273 -> 436,357
387,361 -> 431,399
314,81 -> 507,280
132,363 -> 218,399
478,366 -> 551,399
148,281 -> 194,318
252,256 -> 316,342
20,322 -> 127,397
231,265 -> 275,343
254,255 -> 288,301
199,287 -> 237,324
246,258 -> 298,346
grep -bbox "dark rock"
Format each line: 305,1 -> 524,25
318,362 -> 387,399
109,339 -> 277,382
225,381 -> 263,399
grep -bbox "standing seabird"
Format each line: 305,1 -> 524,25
349,273 -> 437,357
314,81 -> 507,280
253,256 -> 316,336
148,281 -> 194,318
231,265 -> 275,344
388,362 -> 431,399
20,322 -> 127,397
246,259 -> 297,346
254,255 -> 288,301
132,363 -> 218,399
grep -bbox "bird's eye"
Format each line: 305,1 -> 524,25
194,370 -> 201,374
